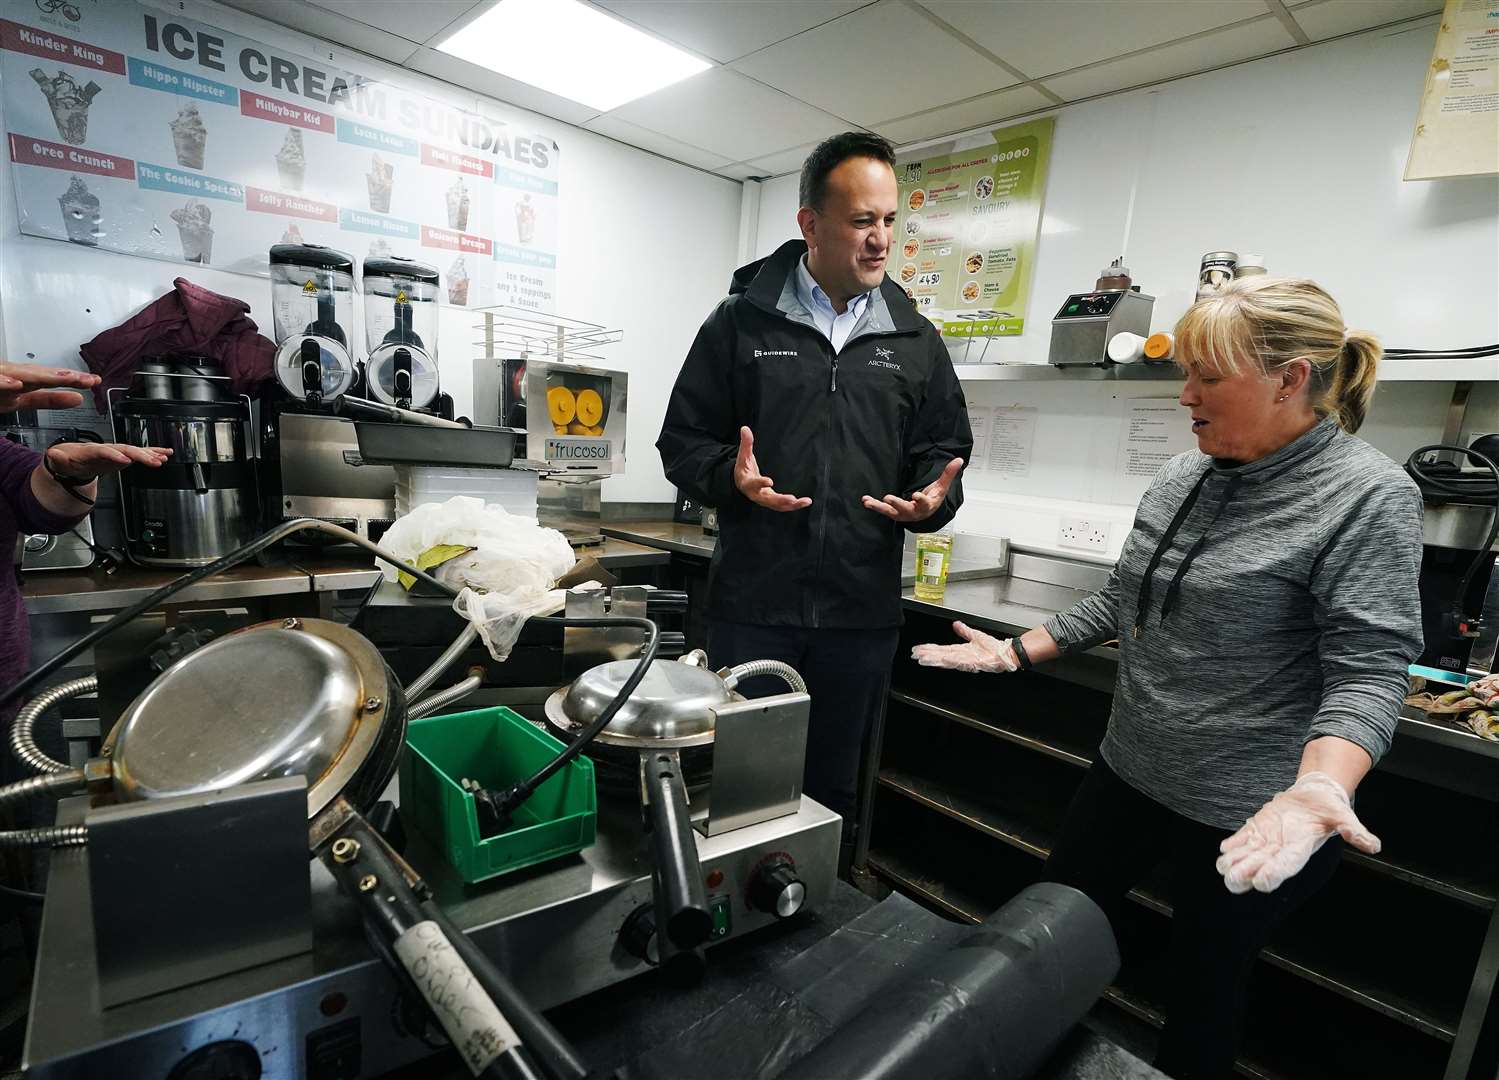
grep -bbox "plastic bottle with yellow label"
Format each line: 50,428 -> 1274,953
913,532 -> 953,601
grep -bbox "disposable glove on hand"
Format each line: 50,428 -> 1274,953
1216,771 -> 1380,894
910,621 -> 1020,674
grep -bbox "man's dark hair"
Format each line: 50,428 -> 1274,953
799,132 -> 896,211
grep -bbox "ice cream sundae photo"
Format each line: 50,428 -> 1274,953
276,128 -> 306,191
58,176 -> 100,246
446,175 -> 470,232
171,199 -> 213,263
367,153 -> 394,213
447,255 -> 470,305
30,69 -> 101,145
170,103 -> 207,169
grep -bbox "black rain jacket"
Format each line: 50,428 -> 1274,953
657,239 -> 972,629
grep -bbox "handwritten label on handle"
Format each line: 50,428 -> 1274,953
393,920 -> 520,1076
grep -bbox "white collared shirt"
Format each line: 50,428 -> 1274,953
794,255 -> 873,354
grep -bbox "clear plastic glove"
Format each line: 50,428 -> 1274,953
910,621 -> 1020,674
1216,772 -> 1380,894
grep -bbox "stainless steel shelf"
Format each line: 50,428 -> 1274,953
888,689 -> 1096,768
890,688 -> 1497,909
952,362 -> 1182,381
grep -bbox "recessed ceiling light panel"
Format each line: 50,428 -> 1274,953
435,0 -> 711,112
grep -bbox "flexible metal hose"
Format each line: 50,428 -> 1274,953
404,624 -> 479,700
408,672 -> 483,721
0,824 -> 88,848
0,770 -> 86,808
12,675 -> 96,775
723,660 -> 808,694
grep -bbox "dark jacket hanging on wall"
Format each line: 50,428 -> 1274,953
658,239 -> 973,630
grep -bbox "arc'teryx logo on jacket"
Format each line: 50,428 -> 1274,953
657,239 -> 973,630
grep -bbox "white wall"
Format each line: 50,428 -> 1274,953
0,0 -> 743,505
750,16 -> 1497,559
755,17 -> 1497,356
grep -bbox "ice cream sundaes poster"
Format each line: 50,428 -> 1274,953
0,0 -> 560,311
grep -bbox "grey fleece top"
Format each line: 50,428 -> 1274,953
1043,417 -> 1424,830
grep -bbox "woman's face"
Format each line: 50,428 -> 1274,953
1178,361 -> 1291,464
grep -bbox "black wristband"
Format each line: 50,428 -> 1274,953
1010,635 -> 1034,671
42,452 -> 97,507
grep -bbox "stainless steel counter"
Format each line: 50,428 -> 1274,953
21,556 -> 383,616
21,538 -> 668,617
602,521 -> 717,558
600,521 -> 1010,585
603,521 -> 1499,762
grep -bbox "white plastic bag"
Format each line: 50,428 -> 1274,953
381,497 -> 576,661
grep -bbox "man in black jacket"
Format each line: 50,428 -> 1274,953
657,132 -> 972,859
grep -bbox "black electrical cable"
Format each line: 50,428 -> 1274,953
0,881 -> 44,904
1405,444 -> 1499,630
488,615 -> 660,821
0,518 -> 460,714
5,517 -> 661,828
1386,343 -> 1499,358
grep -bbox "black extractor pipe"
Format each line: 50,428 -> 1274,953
780,882 -> 1119,1080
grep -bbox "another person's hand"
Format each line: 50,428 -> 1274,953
1216,772 -> 1380,894
862,457 -> 964,523
46,442 -> 172,480
0,363 -> 100,412
733,426 -> 811,512
911,620 -> 1019,674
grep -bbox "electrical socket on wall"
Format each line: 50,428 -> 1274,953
1058,517 -> 1110,553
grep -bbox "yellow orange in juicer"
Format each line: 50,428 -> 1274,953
575,388 -> 604,428
546,386 -> 576,426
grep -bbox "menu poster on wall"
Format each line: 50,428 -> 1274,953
1405,0 -> 1499,180
1,0 -> 561,310
891,117 -> 1053,339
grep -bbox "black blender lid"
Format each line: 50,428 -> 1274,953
270,244 -> 354,272
363,256 -> 438,285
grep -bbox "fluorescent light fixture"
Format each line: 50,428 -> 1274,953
435,0 -> 710,112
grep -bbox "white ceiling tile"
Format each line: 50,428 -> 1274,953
1039,17 -> 1298,101
604,67 -> 854,161
745,142 -> 819,176
215,0 -> 424,62
714,162 -> 766,180
871,84 -> 1055,146
584,115 -> 733,169
732,2 -> 1016,126
404,48 -> 604,126
1288,0 -> 1443,41
309,0 -> 488,44
918,0 -> 1268,79
592,0 -> 870,63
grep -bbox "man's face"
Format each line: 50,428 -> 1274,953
801,156 -> 898,303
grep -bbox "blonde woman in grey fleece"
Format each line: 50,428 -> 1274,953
913,277 -> 1423,1080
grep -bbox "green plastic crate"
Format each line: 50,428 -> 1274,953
401,705 -> 596,884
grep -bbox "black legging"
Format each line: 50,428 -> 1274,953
1042,758 -> 1342,1080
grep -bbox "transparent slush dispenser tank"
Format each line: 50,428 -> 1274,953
269,244 -> 356,405
363,257 -> 440,411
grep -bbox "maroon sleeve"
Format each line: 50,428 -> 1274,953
0,439 -> 88,535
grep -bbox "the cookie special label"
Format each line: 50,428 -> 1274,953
245,187 -> 337,221
9,134 -> 135,180
137,162 -> 244,202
